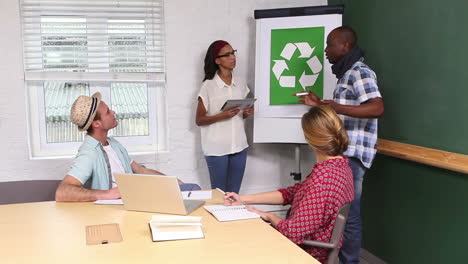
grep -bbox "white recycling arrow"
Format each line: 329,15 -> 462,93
280,43 -> 297,60
299,71 -> 319,90
295,42 -> 315,58
307,56 -> 322,74
274,42 -> 323,89
279,76 -> 296,88
272,60 -> 288,80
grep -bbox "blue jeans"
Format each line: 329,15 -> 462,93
179,183 -> 201,191
339,157 -> 366,264
205,148 -> 248,193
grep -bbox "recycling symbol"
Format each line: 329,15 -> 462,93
272,42 -> 323,90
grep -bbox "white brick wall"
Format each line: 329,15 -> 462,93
0,0 -> 324,193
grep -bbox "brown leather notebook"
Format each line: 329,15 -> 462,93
85,223 -> 123,245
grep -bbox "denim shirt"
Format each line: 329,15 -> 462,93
67,135 -> 133,190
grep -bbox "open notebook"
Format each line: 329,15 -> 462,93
203,205 -> 260,222
149,215 -> 204,241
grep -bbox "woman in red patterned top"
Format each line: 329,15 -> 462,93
223,105 -> 354,263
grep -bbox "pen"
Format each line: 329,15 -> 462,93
216,188 -> 226,195
294,92 -> 309,96
188,191 -> 191,197
216,188 -> 236,202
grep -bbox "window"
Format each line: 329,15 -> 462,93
20,0 -> 167,157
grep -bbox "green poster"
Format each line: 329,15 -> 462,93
270,27 -> 324,105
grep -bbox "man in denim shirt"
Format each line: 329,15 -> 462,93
300,26 -> 384,264
55,92 -> 200,202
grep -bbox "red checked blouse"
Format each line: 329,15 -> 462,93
277,158 -> 354,263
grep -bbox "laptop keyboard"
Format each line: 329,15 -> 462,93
183,199 -> 205,213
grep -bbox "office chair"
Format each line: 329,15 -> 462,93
0,180 -> 61,205
302,203 -> 351,264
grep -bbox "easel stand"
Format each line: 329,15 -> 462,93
289,144 -> 302,181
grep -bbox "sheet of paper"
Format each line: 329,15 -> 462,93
181,190 -> 212,200
94,199 -> 124,205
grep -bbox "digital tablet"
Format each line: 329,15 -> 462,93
220,98 -> 257,111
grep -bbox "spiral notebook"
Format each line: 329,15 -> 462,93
203,205 -> 260,222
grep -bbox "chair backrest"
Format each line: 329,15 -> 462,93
302,202 -> 351,264
0,180 -> 61,205
326,203 -> 351,264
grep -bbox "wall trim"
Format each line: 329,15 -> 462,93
377,139 -> 468,174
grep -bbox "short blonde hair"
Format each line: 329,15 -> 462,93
301,105 -> 349,156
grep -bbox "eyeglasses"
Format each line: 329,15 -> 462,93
217,50 -> 237,58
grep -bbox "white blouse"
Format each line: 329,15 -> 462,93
198,73 -> 250,156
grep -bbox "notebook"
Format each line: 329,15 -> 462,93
149,215 -> 204,242
203,205 -> 260,222
85,223 -> 123,245
181,190 -> 212,200
114,174 -> 205,215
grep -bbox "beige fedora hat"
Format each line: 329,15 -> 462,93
70,92 -> 102,131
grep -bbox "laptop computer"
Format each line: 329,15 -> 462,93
114,174 -> 205,215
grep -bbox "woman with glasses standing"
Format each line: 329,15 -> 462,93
195,40 -> 254,193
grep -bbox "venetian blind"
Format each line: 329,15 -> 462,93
20,0 -> 165,81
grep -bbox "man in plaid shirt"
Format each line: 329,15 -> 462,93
300,26 -> 384,264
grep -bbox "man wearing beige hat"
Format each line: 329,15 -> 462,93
55,92 -> 200,202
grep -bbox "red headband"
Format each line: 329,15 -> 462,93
213,40 -> 229,60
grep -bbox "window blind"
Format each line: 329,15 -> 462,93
21,0 -> 167,156
21,0 -> 165,76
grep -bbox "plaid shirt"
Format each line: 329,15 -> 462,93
333,58 -> 381,168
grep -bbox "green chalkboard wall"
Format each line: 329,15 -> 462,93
328,0 -> 468,263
